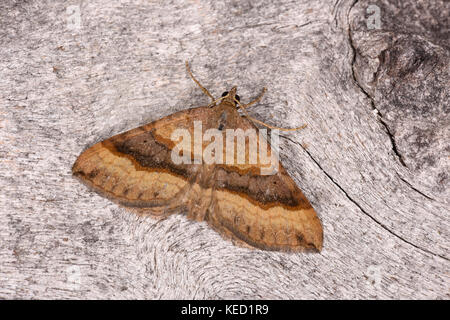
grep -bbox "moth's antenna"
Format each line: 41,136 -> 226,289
208,96 -> 225,107
185,61 -> 216,103
234,89 -> 307,132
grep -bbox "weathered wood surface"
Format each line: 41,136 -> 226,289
0,0 -> 448,299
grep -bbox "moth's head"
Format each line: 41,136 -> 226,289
221,86 -> 241,107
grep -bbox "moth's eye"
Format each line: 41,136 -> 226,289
221,91 -> 229,97
235,94 -> 240,102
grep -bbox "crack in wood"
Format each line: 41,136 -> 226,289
395,172 -> 436,202
281,135 -> 449,261
347,0 -> 407,168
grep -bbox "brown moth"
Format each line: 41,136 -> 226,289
72,62 -> 323,252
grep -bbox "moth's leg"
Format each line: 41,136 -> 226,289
185,61 -> 216,103
239,105 -> 307,131
238,87 -> 267,109
236,87 -> 307,131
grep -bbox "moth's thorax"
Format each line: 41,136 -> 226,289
217,100 -> 238,112
216,100 -> 239,118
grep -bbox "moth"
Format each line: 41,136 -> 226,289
72,62 -> 323,252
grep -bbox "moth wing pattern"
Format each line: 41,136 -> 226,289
206,114 -> 323,252
73,101 -> 323,251
72,106 -> 214,215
